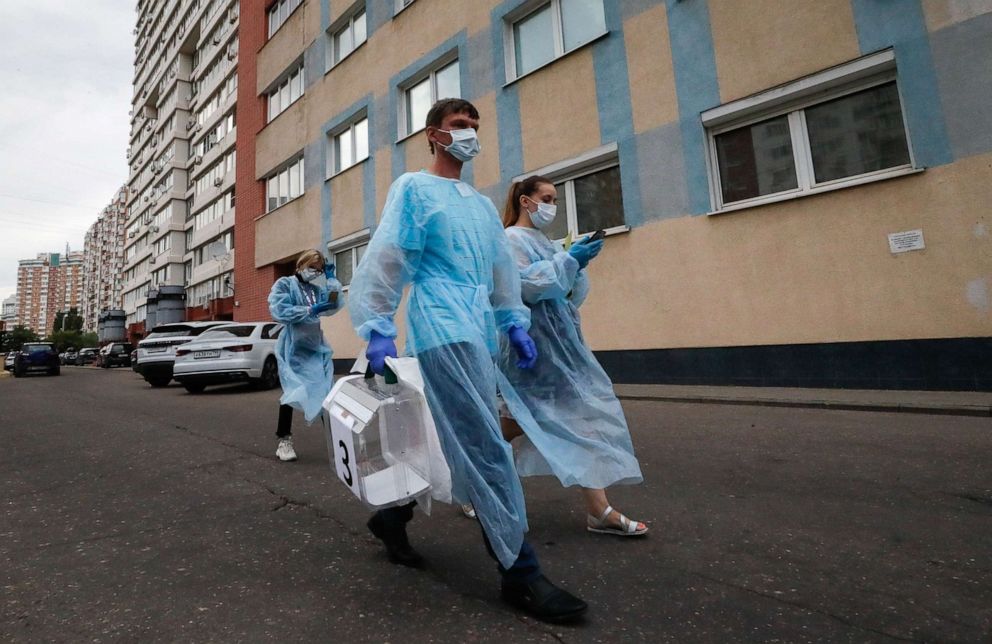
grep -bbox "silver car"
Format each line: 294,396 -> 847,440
172,322 -> 283,394
136,321 -> 234,388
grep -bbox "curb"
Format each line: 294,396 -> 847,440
615,394 -> 992,418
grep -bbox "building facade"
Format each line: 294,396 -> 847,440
82,186 -> 129,332
15,252 -> 85,336
1,295 -> 17,328
124,0 -> 240,341
236,0 -> 991,390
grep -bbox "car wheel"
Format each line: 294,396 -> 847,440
255,356 -> 280,390
50,367 -> 61,376
147,377 -> 171,388
184,383 -> 206,394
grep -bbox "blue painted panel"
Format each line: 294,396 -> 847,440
851,0 -> 954,167
303,38 -> 324,90
491,0 -> 526,189
929,11 -> 992,160
664,0 -> 721,215
635,121 -> 688,222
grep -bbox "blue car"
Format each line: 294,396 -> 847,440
12,343 -> 61,378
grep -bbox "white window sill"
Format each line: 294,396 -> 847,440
256,194 -> 304,221
326,156 -> 370,181
503,31 -> 609,88
708,166 -> 924,216
393,1 -> 416,18
396,124 -> 427,145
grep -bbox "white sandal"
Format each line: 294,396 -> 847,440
586,505 -> 648,537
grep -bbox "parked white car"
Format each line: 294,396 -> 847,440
137,321 -> 235,388
172,322 -> 283,394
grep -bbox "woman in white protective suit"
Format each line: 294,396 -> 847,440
267,249 -> 344,462
497,175 -> 647,537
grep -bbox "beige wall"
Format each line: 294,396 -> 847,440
709,0 -> 861,103
624,3 -> 679,133
255,190 -> 322,268
578,154 -> 992,351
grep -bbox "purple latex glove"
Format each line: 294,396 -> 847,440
366,330 -> 398,375
507,325 -> 538,370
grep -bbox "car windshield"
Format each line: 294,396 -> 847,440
23,344 -> 52,353
199,326 -> 255,339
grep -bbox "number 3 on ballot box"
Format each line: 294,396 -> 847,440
329,406 -> 361,499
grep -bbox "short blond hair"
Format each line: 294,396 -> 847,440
295,249 -> 324,272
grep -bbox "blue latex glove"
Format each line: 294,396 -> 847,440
324,263 -> 336,279
567,237 -> 604,269
507,325 -> 538,370
367,330 -> 398,375
310,300 -> 336,315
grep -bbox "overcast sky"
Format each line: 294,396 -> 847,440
0,1 -> 133,303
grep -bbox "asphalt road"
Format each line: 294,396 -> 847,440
1,367 -> 990,642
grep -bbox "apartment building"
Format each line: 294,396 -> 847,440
15,252 -> 85,336
236,0 -> 991,390
2,295 -> 17,328
82,186 -> 129,332
124,0 -> 240,340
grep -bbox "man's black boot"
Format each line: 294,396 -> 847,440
367,512 -> 424,568
500,574 -> 588,623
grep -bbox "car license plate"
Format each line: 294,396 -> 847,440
148,347 -> 167,353
194,350 -> 220,359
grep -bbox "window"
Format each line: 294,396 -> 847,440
703,50 -> 914,212
507,0 -> 606,80
331,116 -> 369,174
266,156 -> 305,212
402,59 -> 460,137
326,229 -> 370,287
330,8 -> 367,66
515,144 -> 627,240
268,0 -> 302,38
267,66 -> 303,122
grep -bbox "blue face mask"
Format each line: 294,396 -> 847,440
438,128 -> 481,162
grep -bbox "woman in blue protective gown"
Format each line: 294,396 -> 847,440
497,175 -> 647,537
267,249 -> 343,462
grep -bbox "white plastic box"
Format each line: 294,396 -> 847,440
323,368 -> 433,510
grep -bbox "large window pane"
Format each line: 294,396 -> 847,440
561,0 -> 606,51
290,69 -> 303,101
514,5 -> 555,76
805,82 -> 911,184
279,81 -> 290,112
354,12 -> 367,47
715,115 -> 797,204
335,249 -> 354,286
278,170 -> 289,205
355,118 -> 369,162
334,25 -> 352,61
288,160 -> 300,198
406,78 -> 431,134
573,166 -> 625,233
267,177 -> 278,211
337,128 -> 353,171
435,60 -> 460,101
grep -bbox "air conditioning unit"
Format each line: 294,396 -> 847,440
226,50 -> 236,61
213,177 -> 223,187
193,155 -> 203,165
143,195 -> 149,203
151,225 -> 160,233
186,119 -> 194,130
128,231 -> 135,238
192,123 -> 202,133
169,68 -> 176,78
229,10 -> 237,23
152,163 -> 161,174
149,257 -> 156,264
212,35 -> 221,45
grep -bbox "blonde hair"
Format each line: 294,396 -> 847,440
295,249 -> 324,272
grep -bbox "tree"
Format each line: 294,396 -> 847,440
52,311 -> 65,332
2,326 -> 39,352
64,308 -> 84,332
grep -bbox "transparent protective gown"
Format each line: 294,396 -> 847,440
498,226 -> 643,489
268,275 -> 344,422
349,171 -> 532,568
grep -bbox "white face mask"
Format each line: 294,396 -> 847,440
300,268 -> 321,283
437,128 -> 481,162
525,198 -> 557,230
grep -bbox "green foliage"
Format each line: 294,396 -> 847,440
52,311 -> 65,333
2,325 -> 40,352
45,330 -> 99,353
64,308 -> 84,332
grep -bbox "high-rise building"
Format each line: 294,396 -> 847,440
82,186 -> 129,331
1,294 -> 17,327
15,252 -> 85,336
235,0 -> 991,391
124,0 -> 239,340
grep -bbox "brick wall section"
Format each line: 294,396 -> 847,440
234,0 -> 276,322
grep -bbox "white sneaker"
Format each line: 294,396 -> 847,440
460,504 -> 477,520
276,437 -> 298,462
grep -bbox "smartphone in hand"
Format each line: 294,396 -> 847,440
589,229 -> 606,242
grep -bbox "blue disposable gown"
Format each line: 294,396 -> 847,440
349,171 -> 532,568
497,226 -> 643,489
268,275 -> 344,423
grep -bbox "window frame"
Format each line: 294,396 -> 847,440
264,155 -> 305,214
702,49 -> 920,215
328,112 -> 370,177
267,0 -> 303,39
503,0 -> 609,83
513,143 -> 630,241
326,228 -> 371,289
397,53 -> 460,140
266,63 -> 304,123
328,4 -> 367,69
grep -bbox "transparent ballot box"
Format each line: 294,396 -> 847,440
323,368 -> 432,510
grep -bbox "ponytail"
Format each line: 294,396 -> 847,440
501,175 -> 554,229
